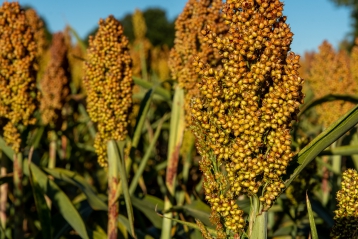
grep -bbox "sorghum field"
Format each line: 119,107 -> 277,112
1,1 -> 358,239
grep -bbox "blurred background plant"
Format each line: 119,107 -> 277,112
0,1 -> 358,239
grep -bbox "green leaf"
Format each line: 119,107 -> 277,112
272,225 -> 294,237
78,103 -> 97,139
132,89 -> 154,148
0,139 -> 90,239
53,199 -> 93,239
319,145 -> 358,156
28,164 -> 90,239
131,195 -> 164,229
306,193 -> 319,239
92,224 -> 107,239
29,126 -> 45,149
156,211 -> 217,236
129,113 -> 169,195
108,140 -> 136,238
117,215 -> 135,238
28,162 -> 52,239
285,105 -> 358,187
67,25 -> 87,53
176,200 -> 212,227
0,137 -> 14,161
133,77 -> 171,101
299,94 -> 358,117
43,168 -> 107,211
309,197 -> 334,227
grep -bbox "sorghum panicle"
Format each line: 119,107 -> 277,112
307,41 -> 358,128
169,0 -> 228,125
83,16 -> 133,167
25,8 -> 47,59
190,0 -> 304,234
331,169 -> 358,238
0,2 -> 40,152
40,32 -> 70,127
133,9 -> 147,40
131,9 -> 152,78
151,45 -> 170,81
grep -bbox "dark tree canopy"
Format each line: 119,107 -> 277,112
330,0 -> 358,48
86,8 -> 175,47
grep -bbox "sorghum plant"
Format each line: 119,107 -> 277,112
169,0 -> 228,125
151,45 -> 171,81
331,169 -> 358,238
307,41 -> 358,128
83,15 -> 133,167
131,9 -> 151,79
189,0 -> 304,236
40,32 -> 70,127
25,8 -> 47,60
0,2 -> 40,152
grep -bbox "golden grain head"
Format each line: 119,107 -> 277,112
331,169 -> 358,238
188,0 -> 304,233
0,1 -> 40,152
83,15 -> 133,167
40,32 -> 70,126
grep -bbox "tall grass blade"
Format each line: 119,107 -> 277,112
43,168 -> 107,211
28,161 -> 52,239
67,25 -> 87,52
306,193 -> 318,239
319,145 -> 358,156
78,103 -> 97,139
133,77 -> 171,101
156,210 -> 217,236
299,94 -> 358,117
285,105 -> 358,187
0,138 -> 90,239
132,89 -> 153,148
131,195 -> 164,229
129,113 -> 169,195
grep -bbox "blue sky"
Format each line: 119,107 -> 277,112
3,0 -> 352,56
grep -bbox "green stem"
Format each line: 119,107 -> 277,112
107,142 -> 119,239
161,87 -> 185,239
249,195 -> 267,239
13,152 -> 23,239
48,131 -> 56,169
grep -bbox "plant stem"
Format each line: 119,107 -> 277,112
107,175 -> 119,239
249,195 -> 267,239
0,152 -> 8,230
161,87 -> 185,239
13,152 -> 23,239
49,131 -> 56,169
107,146 -> 119,239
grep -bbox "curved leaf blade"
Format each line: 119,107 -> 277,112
285,105 -> 358,187
0,141 -> 90,239
28,163 -> 52,239
28,164 -> 90,239
299,94 -> 358,117
306,193 -> 318,239
43,168 -> 107,211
